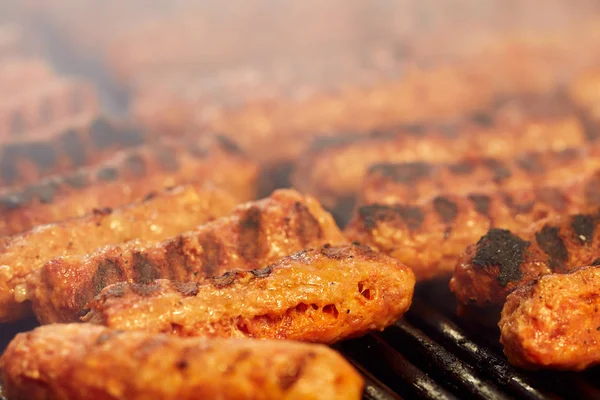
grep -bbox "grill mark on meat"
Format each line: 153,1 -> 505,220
448,161 -> 474,175
131,281 -> 162,297
592,258 -> 600,266
88,259 -> 125,305
433,197 -> 459,224
198,233 -> 225,277
278,352 -> 317,390
473,228 -> 530,286
571,214 -> 596,244
93,207 -> 112,216
124,154 -> 147,178
216,135 -> 244,154
0,152 -> 18,184
155,146 -> 180,172
250,266 -> 273,278
358,204 -> 424,231
173,282 -> 200,297
164,236 -> 190,278
132,252 -> 161,284
399,123 -> 427,136
535,225 -> 568,272
60,128 -> 87,167
503,194 -> 534,214
97,167 -> 118,182
90,118 -> 120,149
368,162 -> 433,183
469,110 -> 494,127
22,142 -> 57,172
211,270 -> 239,288
536,187 -> 567,211
483,159 -> 512,182
517,155 -> 545,173
64,171 -> 90,188
120,127 -> 145,147
238,206 -> 267,263
293,201 -> 322,246
0,192 -> 27,210
468,194 -> 491,217
26,181 -> 58,204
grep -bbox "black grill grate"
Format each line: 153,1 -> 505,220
2,281 -> 600,399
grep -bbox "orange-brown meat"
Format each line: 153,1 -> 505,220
0,135 -> 258,236
0,324 -> 364,400
346,173 -> 600,281
29,189 -> 346,323
359,146 -> 600,205
0,183 -> 238,323
292,112 -> 589,214
500,265 -> 600,371
451,211 -> 600,312
84,243 -> 415,343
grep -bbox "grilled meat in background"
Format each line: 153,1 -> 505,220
0,183 -> 238,323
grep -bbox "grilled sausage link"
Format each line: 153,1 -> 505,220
29,189 -> 346,323
0,135 -> 258,236
292,113 -> 588,214
84,243 -> 415,343
500,265 -> 600,371
346,173 -> 600,281
0,324 -> 364,400
451,211 -> 600,312
0,116 -> 145,188
0,184 -> 237,323
360,146 -> 600,205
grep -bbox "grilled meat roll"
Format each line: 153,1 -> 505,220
0,116 -> 145,187
0,184 -> 237,323
451,211 -> 600,311
292,113 -> 588,213
500,265 -> 600,371
346,173 -> 600,281
84,243 -> 415,343
359,146 -> 600,205
0,324 -> 364,400
0,135 -> 258,236
29,189 -> 346,323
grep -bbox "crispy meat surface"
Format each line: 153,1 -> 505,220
0,324 -> 364,400
292,113 -> 588,212
0,117 -> 145,187
0,135 -> 258,236
346,173 -> 600,281
29,189 -> 346,323
360,146 -> 600,205
500,266 -> 600,371
451,210 -> 600,311
84,243 -> 415,343
0,183 -> 237,323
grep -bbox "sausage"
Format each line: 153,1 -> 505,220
346,173 -> 600,280
28,189 -> 346,323
0,135 -> 258,236
84,243 -> 415,343
0,323 -> 364,400
0,183 -> 238,323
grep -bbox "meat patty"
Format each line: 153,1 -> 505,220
0,135 -> 258,236
292,112 -> 589,214
346,173 -> 600,280
84,243 -> 415,343
28,189 -> 346,323
359,146 -> 600,205
451,210 -> 600,312
500,265 -> 600,371
0,183 -> 237,323
0,324 -> 364,400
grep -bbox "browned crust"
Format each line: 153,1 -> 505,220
29,189 -> 346,323
346,173 -> 600,281
500,266 -> 600,370
0,135 -> 258,236
84,243 -> 415,343
0,183 -> 238,323
0,324 -> 364,400
451,209 -> 600,310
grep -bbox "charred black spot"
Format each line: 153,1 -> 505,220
483,159 -> 512,182
90,117 -> 119,149
293,201 -> 322,246
173,281 -> 200,297
216,135 -> 244,154
369,162 -> 434,183
571,214 -> 596,244
473,228 -> 530,286
156,146 -> 180,172
536,187 -> 567,211
517,155 -> 545,173
468,194 -> 491,217
60,128 -> 87,167
211,270 -> 239,288
536,225 -> 568,272
358,204 -> 424,231
132,252 -> 161,284
448,161 -> 474,175
91,259 -> 125,297
64,171 -> 90,188
251,266 -> 273,278
124,153 -> 147,178
331,195 -> 356,228
433,197 -> 459,224
238,206 -> 267,262
97,167 -> 118,182
199,233 -> 224,277
592,258 -> 600,266
470,111 -> 494,127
